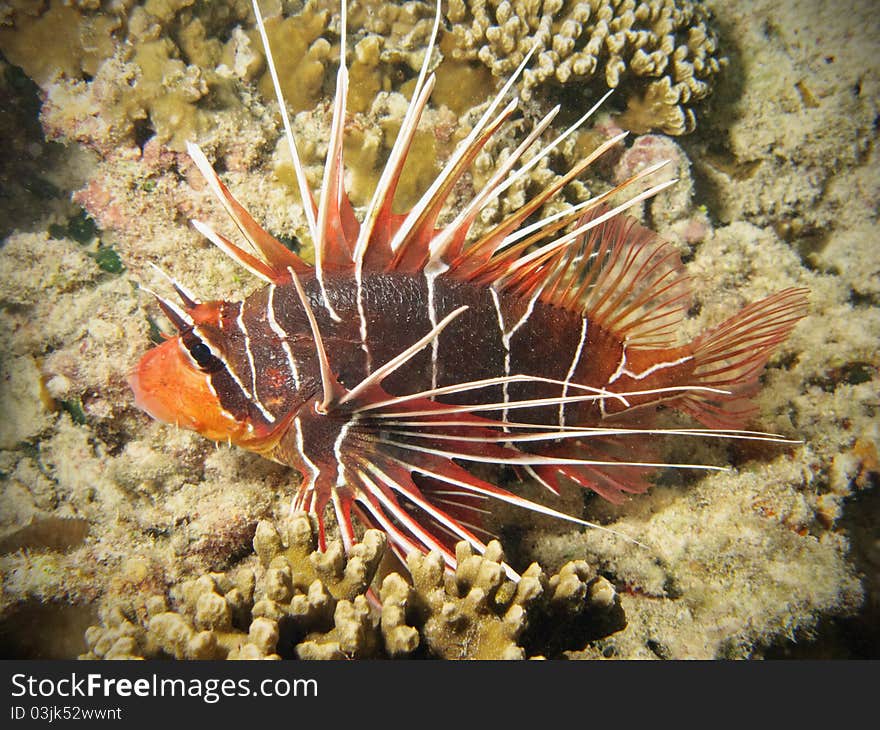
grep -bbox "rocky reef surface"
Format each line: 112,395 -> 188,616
0,0 -> 876,659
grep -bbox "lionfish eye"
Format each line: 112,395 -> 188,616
182,333 -> 221,372
190,342 -> 212,365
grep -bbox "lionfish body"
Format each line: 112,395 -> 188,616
131,1 -> 807,572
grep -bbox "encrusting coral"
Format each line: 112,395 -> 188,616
80,512 -> 624,659
443,0 -> 726,134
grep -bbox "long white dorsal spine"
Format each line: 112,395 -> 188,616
191,219 -> 276,285
148,262 -> 199,308
186,141 -> 257,258
140,286 -> 194,330
352,0 -> 443,271
501,166 -> 677,276
313,0 -> 351,323
388,42 -> 540,255
252,0 -> 319,246
431,88 -> 617,262
427,104 -> 561,262
351,1 -> 443,377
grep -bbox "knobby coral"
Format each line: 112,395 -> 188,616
0,0 -> 451,152
80,512 -> 624,659
2,0 -> 261,152
443,0 -> 726,134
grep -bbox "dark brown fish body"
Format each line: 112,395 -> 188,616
202,271 -> 683,437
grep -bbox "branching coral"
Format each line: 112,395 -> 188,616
443,0 -> 726,134
1,0 -> 451,152
80,512 -> 624,659
4,0 -> 258,153
334,0 -> 444,112
0,0 -> 122,85
249,7 -> 332,114
394,541 -> 624,659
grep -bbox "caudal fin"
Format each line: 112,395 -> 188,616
678,287 -> 809,429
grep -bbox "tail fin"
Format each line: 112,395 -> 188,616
678,288 -> 809,429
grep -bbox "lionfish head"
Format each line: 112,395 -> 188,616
129,292 -> 282,449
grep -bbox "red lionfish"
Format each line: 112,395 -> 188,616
131,0 -> 808,576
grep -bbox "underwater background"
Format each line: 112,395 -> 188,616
0,0 -> 876,659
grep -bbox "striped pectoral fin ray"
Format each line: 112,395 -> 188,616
339,392 -> 651,559
385,444 -> 646,550
296,383 -> 540,576
529,436 -> 658,504
349,455 -> 501,575
287,405 -> 494,576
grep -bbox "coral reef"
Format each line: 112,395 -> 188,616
1,0 -> 448,151
2,0 -> 437,157
0,0 -> 121,86
2,0 -> 258,153
80,512 -> 623,659
443,0 -> 726,134
0,0 -> 876,660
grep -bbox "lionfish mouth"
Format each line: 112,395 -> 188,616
132,0 -> 808,576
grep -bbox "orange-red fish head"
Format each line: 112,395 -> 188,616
129,336 -> 263,448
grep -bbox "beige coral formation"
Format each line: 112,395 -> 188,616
0,0 -> 121,85
395,542 -> 544,659
81,512 -> 623,659
2,0 -> 262,152
444,0 -> 726,134
0,0 -> 451,151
